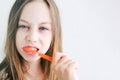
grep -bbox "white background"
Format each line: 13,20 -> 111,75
0,0 -> 120,80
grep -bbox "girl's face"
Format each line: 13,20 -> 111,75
16,1 -> 52,62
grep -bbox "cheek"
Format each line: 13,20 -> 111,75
16,32 -> 21,50
43,34 -> 52,51
15,31 -> 25,49
46,34 -> 52,44
16,32 -> 21,43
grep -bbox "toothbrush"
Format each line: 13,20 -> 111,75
23,47 -> 53,62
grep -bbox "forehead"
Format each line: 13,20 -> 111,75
19,0 -> 52,24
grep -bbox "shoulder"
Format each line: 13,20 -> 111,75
0,68 -> 9,80
0,58 -> 10,80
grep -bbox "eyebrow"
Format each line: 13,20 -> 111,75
19,19 -> 51,25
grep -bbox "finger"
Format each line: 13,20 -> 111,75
67,61 -> 79,72
58,55 -> 70,64
61,59 -> 79,73
52,52 -> 65,68
54,56 -> 70,72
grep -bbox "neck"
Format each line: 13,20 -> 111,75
24,60 -> 45,80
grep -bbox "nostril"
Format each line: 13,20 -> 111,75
29,40 -> 37,43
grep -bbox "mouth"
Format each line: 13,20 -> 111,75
23,46 -> 39,55
23,46 -> 53,62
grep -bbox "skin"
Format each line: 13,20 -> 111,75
53,52 -> 79,80
16,1 -> 52,80
16,0 -> 79,80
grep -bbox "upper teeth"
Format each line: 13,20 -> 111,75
33,48 -> 39,51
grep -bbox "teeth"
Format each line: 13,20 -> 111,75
32,47 -> 39,52
32,48 -> 36,51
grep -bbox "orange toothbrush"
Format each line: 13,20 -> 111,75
23,47 -> 53,62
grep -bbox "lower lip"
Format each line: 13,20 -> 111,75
23,50 -> 35,56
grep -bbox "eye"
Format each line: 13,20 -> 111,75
18,25 -> 29,30
19,25 -> 27,28
39,26 -> 48,30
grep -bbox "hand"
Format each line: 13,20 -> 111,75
51,52 -> 79,80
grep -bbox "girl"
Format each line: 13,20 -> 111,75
0,0 -> 79,80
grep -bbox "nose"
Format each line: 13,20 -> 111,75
26,30 -> 39,44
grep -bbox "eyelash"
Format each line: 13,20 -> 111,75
39,27 -> 48,30
18,25 -> 48,31
19,25 -> 29,29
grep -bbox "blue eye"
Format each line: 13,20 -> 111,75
39,27 -> 48,30
18,25 -> 29,30
19,25 -> 27,28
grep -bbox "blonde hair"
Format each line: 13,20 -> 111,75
0,0 -> 62,80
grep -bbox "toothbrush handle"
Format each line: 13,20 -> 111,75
36,52 -> 53,62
